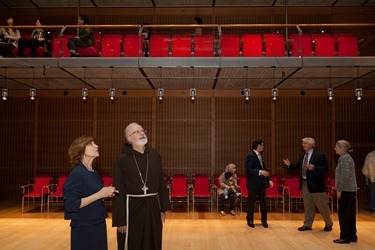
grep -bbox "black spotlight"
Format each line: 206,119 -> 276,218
63,90 -> 69,96
300,90 -> 306,96
122,90 -> 127,96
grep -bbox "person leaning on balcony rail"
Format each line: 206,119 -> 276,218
67,15 -> 94,57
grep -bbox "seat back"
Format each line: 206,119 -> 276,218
330,178 -> 337,196
102,177 -> 113,187
53,34 -> 74,57
55,177 -> 67,194
291,37 -> 312,57
242,34 -> 263,57
193,34 -> 214,57
283,178 -> 300,196
314,37 -> 335,56
264,35 -> 285,57
170,175 -> 188,196
150,34 -> 170,57
266,177 -> 279,196
101,34 -> 123,57
193,175 -> 211,196
171,35 -> 192,57
33,177 -> 51,195
237,175 -> 248,197
123,34 -> 143,57
337,37 -> 358,56
220,34 -> 240,56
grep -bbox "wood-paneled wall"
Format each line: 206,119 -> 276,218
1,90 -> 374,206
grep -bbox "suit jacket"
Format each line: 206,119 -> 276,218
289,151 -> 328,193
246,151 -> 269,189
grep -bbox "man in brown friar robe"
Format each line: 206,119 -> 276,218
112,122 -> 171,250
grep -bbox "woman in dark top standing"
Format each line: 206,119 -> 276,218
63,136 -> 118,250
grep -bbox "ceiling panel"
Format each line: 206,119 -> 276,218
31,0 -> 95,8
94,0 -> 153,7
274,0 -> 336,6
215,0 -> 275,6
155,0 -> 212,7
334,0 -> 368,6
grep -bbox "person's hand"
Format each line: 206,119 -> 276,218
283,158 -> 290,166
307,164 -> 314,170
98,186 -> 118,199
117,226 -> 127,234
161,212 -> 167,223
269,180 -> 274,188
260,170 -> 269,177
337,191 -> 342,199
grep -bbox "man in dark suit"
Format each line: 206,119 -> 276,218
283,137 -> 333,232
246,139 -> 273,228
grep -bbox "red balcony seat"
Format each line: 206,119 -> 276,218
242,34 -> 263,57
193,34 -> 214,57
171,35 -> 192,57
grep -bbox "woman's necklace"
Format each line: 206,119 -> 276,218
133,153 -> 149,195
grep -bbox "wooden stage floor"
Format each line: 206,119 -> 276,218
0,202 -> 374,250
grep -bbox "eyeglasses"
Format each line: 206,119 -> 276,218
128,129 -> 147,136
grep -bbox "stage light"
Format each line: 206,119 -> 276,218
30,88 -> 36,101
2,88 -> 8,101
82,88 -> 88,100
272,88 -> 278,101
355,88 -> 362,101
109,87 -> 115,100
244,88 -> 250,101
328,88 -> 334,101
190,88 -> 196,101
158,88 -> 164,101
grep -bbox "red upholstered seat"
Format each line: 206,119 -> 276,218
47,177 -> 67,212
264,34 -> 285,57
169,174 -> 189,212
101,34 -> 123,57
171,35 -> 192,57
242,34 -> 263,57
220,34 -> 240,57
337,37 -> 358,56
291,37 -> 312,57
21,177 -> 51,212
193,34 -> 214,57
192,174 -> 212,211
123,34 -> 144,57
315,37 -> 335,56
150,34 -> 170,57
53,34 -> 75,57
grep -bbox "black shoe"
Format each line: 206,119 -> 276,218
333,239 -> 350,244
247,221 -> 255,228
350,237 -> 358,243
298,225 -> 312,231
262,221 -> 268,228
323,225 -> 332,231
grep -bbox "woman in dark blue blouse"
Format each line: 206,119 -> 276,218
63,136 -> 118,250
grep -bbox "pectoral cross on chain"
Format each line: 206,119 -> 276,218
142,185 -> 149,195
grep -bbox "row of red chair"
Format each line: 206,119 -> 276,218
49,33 -> 358,58
21,173 -> 113,212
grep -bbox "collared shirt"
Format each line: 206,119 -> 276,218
302,149 -> 314,179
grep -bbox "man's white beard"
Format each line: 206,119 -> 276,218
133,138 -> 148,146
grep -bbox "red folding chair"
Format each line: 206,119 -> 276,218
283,178 -> 303,213
171,34 -> 192,57
192,174 -> 212,212
242,34 -> 263,57
219,34 -> 240,57
169,174 -> 189,212
47,177 -> 67,212
266,177 -> 284,211
238,175 -> 249,212
193,34 -> 214,57
21,177 -> 51,212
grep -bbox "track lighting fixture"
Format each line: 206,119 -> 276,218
109,87 -> 115,100
243,88 -> 250,101
355,88 -> 362,101
328,88 -> 334,101
272,88 -> 278,101
2,88 -> 8,101
82,88 -> 88,100
327,66 -> 333,101
30,88 -> 36,101
158,88 -> 164,101
190,88 -> 196,101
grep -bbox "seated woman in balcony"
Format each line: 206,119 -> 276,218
0,17 -> 20,57
67,15 -> 94,57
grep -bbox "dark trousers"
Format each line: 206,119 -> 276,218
117,230 -> 126,250
246,184 -> 267,223
338,191 -> 357,240
219,191 -> 236,211
67,37 -> 91,50
18,38 -> 49,57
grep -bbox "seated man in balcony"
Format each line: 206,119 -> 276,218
0,17 -> 20,57
67,15 -> 94,57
